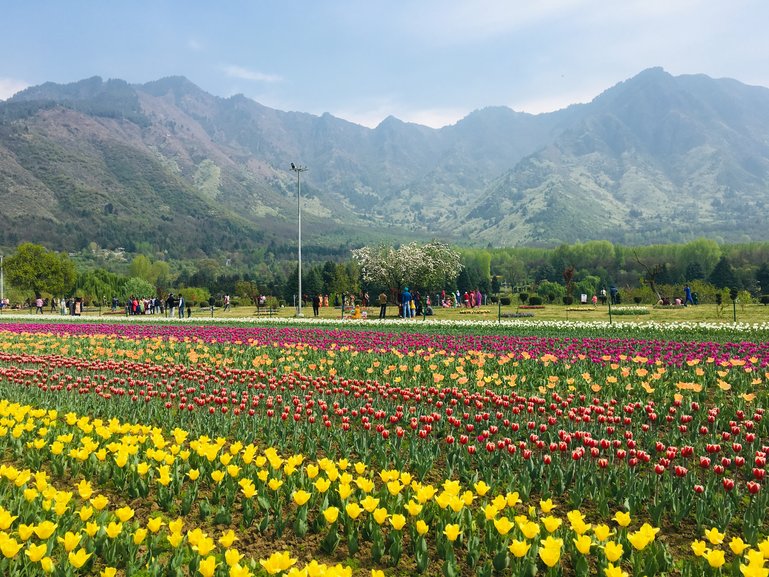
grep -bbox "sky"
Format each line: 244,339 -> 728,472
2,1 -> 768,128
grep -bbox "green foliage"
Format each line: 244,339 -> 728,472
179,287 -> 210,307
4,243 -> 76,297
122,277 -> 155,299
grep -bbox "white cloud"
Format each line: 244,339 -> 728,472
223,65 -> 282,83
187,38 -> 204,52
0,78 -> 29,100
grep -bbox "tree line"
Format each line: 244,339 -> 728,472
3,238 -> 769,310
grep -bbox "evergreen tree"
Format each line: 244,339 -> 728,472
685,261 -> 705,281
754,263 -> 769,295
709,256 -> 738,290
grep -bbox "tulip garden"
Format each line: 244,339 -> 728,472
0,319 -> 768,576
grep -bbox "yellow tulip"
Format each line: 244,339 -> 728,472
105,522 -> 123,539
76,479 -> 93,500
147,517 -> 164,533
538,536 -> 563,567
509,539 -> 531,558
90,494 -> 109,511
68,547 -> 91,569
373,508 -> 389,525
101,568 -> 118,577
604,541 -> 624,563
361,496 -> 380,513
593,524 -> 613,542
211,470 -> 225,484
168,518 -> 184,534
416,520 -> 429,535
704,527 -> 726,545
188,468 -> 201,481
541,515 -> 563,533
199,555 -> 217,577
474,480 -> 491,496
323,506 -> 340,524
33,521 -> 57,540
574,534 -> 593,555
167,532 -> 184,548
314,477 -> 331,493
259,551 -> 297,575
390,514 -> 407,531
18,524 -> 34,541
539,498 -> 556,513
613,511 -> 631,528
691,539 -> 708,557
494,516 -> 515,536
84,522 -> 99,537
115,505 -> 135,522
133,528 -> 148,545
730,536 -> 749,556
194,536 -> 216,556
346,502 -> 364,520
0,537 -> 22,559
336,483 -> 352,500
292,490 -> 312,506
39,556 -> 55,573
404,500 -> 423,517
705,548 -> 726,569
219,530 -> 238,548
229,563 -> 253,577
225,548 -> 243,567
78,506 -> 94,522
57,531 -> 81,552
519,521 -> 540,540
604,562 -> 628,577
26,543 -> 48,563
443,523 -> 462,542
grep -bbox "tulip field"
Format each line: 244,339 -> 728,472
0,319 -> 768,576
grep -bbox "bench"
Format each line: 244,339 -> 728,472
254,308 -> 279,316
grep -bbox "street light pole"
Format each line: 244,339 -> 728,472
290,163 -> 307,317
0,255 -> 4,311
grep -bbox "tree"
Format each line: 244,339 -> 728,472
756,263 -> 769,295
709,256 -> 738,290
351,241 -> 462,295
5,243 -> 76,297
122,277 -> 155,299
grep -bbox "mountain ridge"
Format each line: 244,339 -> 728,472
1,68 -> 768,256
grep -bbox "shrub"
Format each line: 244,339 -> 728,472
500,296 -> 512,306
518,292 -> 529,304
563,296 -> 574,305
760,295 -> 769,306
633,296 -> 642,304
528,295 -> 543,306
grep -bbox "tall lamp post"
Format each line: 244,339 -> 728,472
290,162 -> 307,317
0,255 -> 4,312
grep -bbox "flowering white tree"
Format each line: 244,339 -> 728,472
351,241 -> 462,293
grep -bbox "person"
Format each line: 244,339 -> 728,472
178,294 -> 185,319
166,293 -> 175,318
599,288 -> 607,305
401,287 -> 413,319
312,294 -> 320,317
455,289 -> 461,308
187,303 -> 192,318
35,296 -> 44,314
475,289 -> 483,307
223,294 -> 231,312
378,291 -> 387,319
609,286 -> 619,305
684,285 -> 694,306
591,294 -> 598,305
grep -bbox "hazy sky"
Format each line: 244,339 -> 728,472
2,1 -> 767,128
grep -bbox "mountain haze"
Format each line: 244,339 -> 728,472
1,68 -> 768,256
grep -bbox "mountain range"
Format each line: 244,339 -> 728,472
1,67 -> 768,257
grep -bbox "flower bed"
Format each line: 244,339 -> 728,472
0,321 -> 766,576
